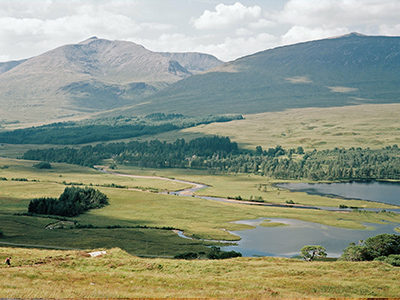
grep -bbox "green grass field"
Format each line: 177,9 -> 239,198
1,157 -> 399,254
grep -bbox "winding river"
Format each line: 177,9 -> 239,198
97,167 -> 400,257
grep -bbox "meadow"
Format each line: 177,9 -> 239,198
179,103 -> 400,151
1,157 -> 399,255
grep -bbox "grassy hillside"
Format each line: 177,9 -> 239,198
1,247 -> 399,298
118,33 -> 400,117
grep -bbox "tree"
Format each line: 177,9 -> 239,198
340,234 -> 400,261
340,243 -> 369,261
300,245 -> 327,261
364,233 -> 400,260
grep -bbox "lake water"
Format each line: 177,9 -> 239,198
221,181 -> 400,257
275,181 -> 400,206
221,218 -> 399,258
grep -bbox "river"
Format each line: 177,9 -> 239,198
96,167 -> 400,257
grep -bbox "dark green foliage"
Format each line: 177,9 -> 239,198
12,178 -> 28,181
374,254 -> 400,266
207,246 -> 242,259
22,139 -> 400,181
0,114 -> 243,145
341,234 -> 400,262
28,186 -> 109,217
33,162 -> 52,169
22,136 -> 239,168
173,252 -> 199,259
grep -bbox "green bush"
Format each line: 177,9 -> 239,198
33,162 -> 52,169
374,254 -> 400,266
207,246 -> 242,260
174,252 -> 199,260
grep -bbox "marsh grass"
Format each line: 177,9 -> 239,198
0,247 -> 399,298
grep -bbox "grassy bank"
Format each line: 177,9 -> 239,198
0,247 -> 399,298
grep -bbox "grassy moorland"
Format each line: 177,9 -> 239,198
179,103 -> 400,151
1,247 -> 399,298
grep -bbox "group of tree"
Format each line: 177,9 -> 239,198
174,246 -> 242,260
302,234 -> 400,266
0,114 -> 243,145
22,138 -> 400,181
340,233 -> 400,265
22,136 -> 240,168
28,186 -> 109,217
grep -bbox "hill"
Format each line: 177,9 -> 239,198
0,37 -> 222,124
116,33 -> 400,116
1,247 -> 399,298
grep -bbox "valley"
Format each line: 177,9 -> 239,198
1,33 -> 400,298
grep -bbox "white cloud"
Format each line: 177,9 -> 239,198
275,0 -> 400,28
192,2 -> 261,30
194,33 -> 278,61
249,18 -> 275,29
281,26 -> 349,46
379,24 -> 400,36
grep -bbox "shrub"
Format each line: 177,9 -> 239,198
374,254 -> 400,266
174,252 -> 199,260
207,246 -> 242,259
33,162 -> 52,169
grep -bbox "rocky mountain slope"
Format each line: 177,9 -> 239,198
0,37 -> 223,124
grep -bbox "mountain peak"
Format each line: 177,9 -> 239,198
78,36 -> 100,45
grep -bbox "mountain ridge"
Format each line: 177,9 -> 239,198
0,37 -> 223,124
111,33 -> 400,117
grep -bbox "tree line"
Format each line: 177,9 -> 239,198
0,114 -> 243,145
22,137 -> 400,181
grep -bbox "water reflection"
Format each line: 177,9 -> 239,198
221,218 -> 400,258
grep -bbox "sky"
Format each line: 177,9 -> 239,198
1,0 -> 400,62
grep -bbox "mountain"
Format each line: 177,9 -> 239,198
0,37 -> 223,124
115,33 -> 400,116
159,52 -> 223,73
0,59 -> 27,75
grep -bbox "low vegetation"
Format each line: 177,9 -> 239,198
1,247 -> 400,298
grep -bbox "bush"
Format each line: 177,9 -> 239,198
207,246 -> 242,259
374,254 -> 400,266
174,252 -> 199,260
33,162 -> 52,169
341,234 -> 400,261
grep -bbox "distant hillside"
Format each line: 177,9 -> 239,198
159,52 -> 223,73
0,59 -> 27,75
0,37 -> 222,124
117,33 -> 400,116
